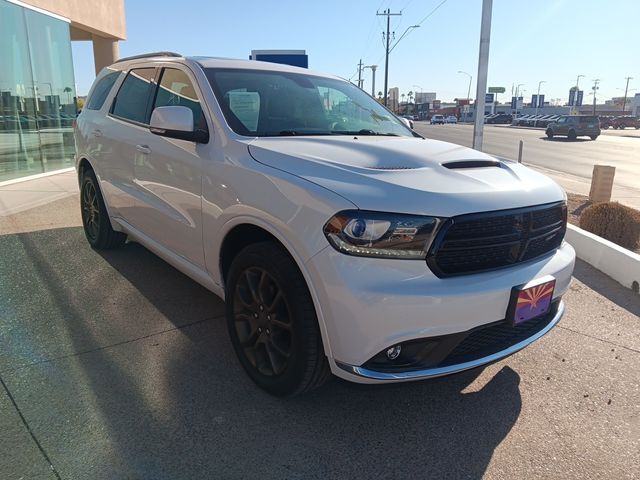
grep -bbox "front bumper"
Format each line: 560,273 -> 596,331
305,241 -> 575,383
336,301 -> 564,381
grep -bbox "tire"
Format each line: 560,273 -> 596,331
568,130 -> 577,141
590,135 -> 598,140
619,125 -> 625,130
80,168 -> 127,249
225,242 -> 330,396
546,129 -> 554,139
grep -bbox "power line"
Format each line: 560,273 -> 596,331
415,0 -> 449,26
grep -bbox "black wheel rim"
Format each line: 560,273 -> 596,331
81,180 -> 100,242
232,267 -> 293,377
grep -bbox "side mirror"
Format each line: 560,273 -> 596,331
149,106 -> 208,143
399,117 -> 412,129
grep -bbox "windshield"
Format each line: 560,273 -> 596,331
204,68 -> 413,137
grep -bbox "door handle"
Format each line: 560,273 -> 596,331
91,129 -> 102,137
136,144 -> 151,154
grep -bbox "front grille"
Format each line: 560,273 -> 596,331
427,202 -> 567,277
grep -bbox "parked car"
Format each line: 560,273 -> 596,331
445,115 -> 457,124
430,114 -> 445,124
612,116 -> 640,129
486,113 -> 512,124
75,52 -> 575,396
536,115 -> 560,128
599,116 -> 614,129
545,115 -> 600,140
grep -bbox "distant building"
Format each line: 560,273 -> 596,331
415,92 -> 436,104
632,94 -> 640,116
388,87 -> 399,112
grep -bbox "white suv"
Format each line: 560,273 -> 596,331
75,53 -> 575,396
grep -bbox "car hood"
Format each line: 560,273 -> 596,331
247,136 -> 565,217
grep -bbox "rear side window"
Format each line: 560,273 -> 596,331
578,116 -> 597,123
86,71 -> 120,110
111,68 -> 155,123
153,68 -> 207,131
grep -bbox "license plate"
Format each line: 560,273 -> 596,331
506,276 -> 556,325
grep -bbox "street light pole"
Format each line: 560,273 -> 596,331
535,80 -> 546,116
471,0 -> 493,151
458,71 -> 472,122
622,76 -> 633,113
363,65 -> 378,97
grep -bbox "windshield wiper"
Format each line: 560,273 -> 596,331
261,130 -> 336,137
331,129 -> 400,136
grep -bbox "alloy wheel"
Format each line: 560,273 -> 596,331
81,180 -> 100,242
232,267 -> 293,377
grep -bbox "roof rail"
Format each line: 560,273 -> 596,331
113,51 -> 182,64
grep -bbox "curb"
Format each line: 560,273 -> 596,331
566,224 -> 640,292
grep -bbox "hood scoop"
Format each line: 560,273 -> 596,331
442,160 -> 502,169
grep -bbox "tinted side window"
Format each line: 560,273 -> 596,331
86,71 -> 120,110
111,68 -> 155,123
153,68 -> 207,131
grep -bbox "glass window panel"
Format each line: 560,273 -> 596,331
0,0 -> 42,181
111,68 -> 155,123
24,6 -> 77,174
153,68 -> 207,131
86,70 -> 120,111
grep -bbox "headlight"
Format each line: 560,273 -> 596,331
323,210 -> 442,259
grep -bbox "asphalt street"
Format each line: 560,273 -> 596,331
413,124 -> 640,206
1,192 -> 639,479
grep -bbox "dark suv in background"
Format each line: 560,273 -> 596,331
545,115 -> 600,140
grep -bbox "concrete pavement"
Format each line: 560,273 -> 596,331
413,123 -> 640,209
1,172 -> 639,480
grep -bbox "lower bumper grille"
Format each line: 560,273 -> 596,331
362,301 -> 560,374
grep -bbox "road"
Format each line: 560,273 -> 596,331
413,123 -> 640,194
1,179 -> 639,479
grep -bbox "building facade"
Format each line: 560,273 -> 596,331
0,0 -> 125,182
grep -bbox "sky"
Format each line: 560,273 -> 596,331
72,0 -> 640,104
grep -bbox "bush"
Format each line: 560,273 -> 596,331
579,202 -> 640,250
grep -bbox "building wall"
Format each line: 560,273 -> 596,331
21,0 -> 125,39
0,0 -> 77,181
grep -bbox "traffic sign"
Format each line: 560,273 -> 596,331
485,93 -> 495,103
489,87 -> 505,93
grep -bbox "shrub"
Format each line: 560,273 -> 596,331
579,202 -> 640,250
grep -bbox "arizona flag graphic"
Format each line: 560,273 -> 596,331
515,280 -> 555,324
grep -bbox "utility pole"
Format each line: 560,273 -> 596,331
472,0 -> 493,151
622,76 -> 633,113
377,8 -> 401,107
357,59 -> 364,89
364,65 -> 378,97
592,79 -> 600,115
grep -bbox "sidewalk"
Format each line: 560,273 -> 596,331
0,169 -> 78,217
525,163 -> 640,210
